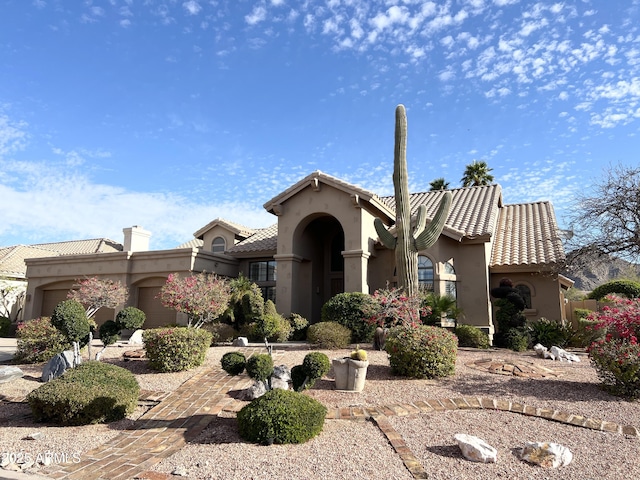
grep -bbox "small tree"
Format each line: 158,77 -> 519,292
158,272 -> 231,328
67,277 -> 128,360
51,300 -> 91,366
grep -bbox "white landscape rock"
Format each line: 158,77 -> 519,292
533,343 -> 580,362
0,366 -> 24,384
127,329 -> 145,346
521,441 -> 573,468
233,337 -> 249,347
454,434 -> 498,463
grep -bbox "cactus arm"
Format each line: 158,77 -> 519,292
414,191 -> 453,251
414,205 -> 428,238
374,218 -> 397,249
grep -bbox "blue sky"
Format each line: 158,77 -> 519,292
1,0 -> 639,250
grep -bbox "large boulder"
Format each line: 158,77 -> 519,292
0,366 -> 24,384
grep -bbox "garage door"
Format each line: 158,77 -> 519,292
137,287 -> 176,328
41,290 -> 70,318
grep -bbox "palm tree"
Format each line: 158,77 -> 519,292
461,160 -> 494,187
429,178 -> 450,191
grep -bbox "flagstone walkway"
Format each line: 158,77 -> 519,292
33,349 -> 638,480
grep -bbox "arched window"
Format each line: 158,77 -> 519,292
418,255 -> 434,291
515,284 -> 532,309
443,262 -> 457,299
211,236 -> 225,253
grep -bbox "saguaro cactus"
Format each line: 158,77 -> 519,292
374,104 -> 453,297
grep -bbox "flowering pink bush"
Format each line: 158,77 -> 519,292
158,272 -> 231,328
586,295 -> 640,398
68,277 -> 128,319
366,287 -> 430,329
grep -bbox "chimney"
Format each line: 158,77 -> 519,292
123,226 -> 151,252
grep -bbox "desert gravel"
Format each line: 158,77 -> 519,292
1,343 -> 639,480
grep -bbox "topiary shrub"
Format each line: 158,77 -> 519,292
15,317 -> 71,364
0,316 -> 11,337
293,352 -> 330,390
529,318 -> 572,348
245,353 -> 274,382
588,280 -> 640,300
504,327 -> 530,352
98,320 -> 121,348
385,325 -> 458,379
143,327 -> 212,372
115,306 -> 146,330
252,313 -> 292,343
27,361 -> 139,425
321,292 -> 377,343
237,389 -> 327,445
454,325 -> 490,349
51,300 -> 91,342
221,351 -> 247,376
307,321 -> 352,349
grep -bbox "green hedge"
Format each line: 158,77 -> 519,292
143,327 -> 212,372
321,292 -> 377,343
307,321 -> 351,349
27,361 -> 139,425
454,325 -> 490,349
588,280 -> 640,300
385,325 -> 458,379
237,389 -> 327,444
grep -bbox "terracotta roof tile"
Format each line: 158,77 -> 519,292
193,218 -> 255,240
228,224 -> 278,254
491,202 -> 565,267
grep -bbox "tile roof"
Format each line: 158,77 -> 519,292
381,184 -> 503,240
0,239 -> 122,278
490,201 -> 565,267
193,218 -> 255,240
227,224 -> 278,254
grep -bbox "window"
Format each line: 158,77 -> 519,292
212,237 -> 225,253
443,262 -> 457,300
249,260 -> 276,282
515,284 -> 532,309
418,256 -> 434,291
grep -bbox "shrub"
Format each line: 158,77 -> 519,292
0,316 -> 12,337
493,298 -> 526,349
570,317 -> 605,348
221,351 -> 247,376
300,352 -> 330,388
588,280 -> 640,300
252,313 -> 291,343
287,313 -> 309,341
586,295 -> 640,399
115,307 -> 146,330
27,361 -> 139,425
385,325 -> 458,379
143,327 -> 212,372
321,292 -> 377,343
504,327 -> 530,352
290,364 -> 307,391
51,300 -> 91,342
454,325 -> 490,349
529,318 -> 572,348
221,275 -> 264,329
307,321 -> 351,349
574,308 -> 593,320
420,292 -> 461,326
245,353 -> 274,382
98,320 -> 121,347
237,389 -> 327,444
202,322 -> 238,345
15,317 -> 71,364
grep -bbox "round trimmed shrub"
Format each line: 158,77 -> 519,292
237,389 -> 327,444
385,325 -> 458,379
115,306 -> 146,330
221,351 -> 247,375
15,317 -> 71,364
252,314 -> 292,343
98,320 -> 121,347
302,352 -> 331,381
27,361 -> 139,425
307,321 -> 351,349
588,280 -> 640,300
202,322 -> 238,345
454,325 -> 490,349
143,327 -> 212,372
245,353 -> 274,382
51,299 -> 91,342
290,364 -> 307,391
321,292 -> 377,343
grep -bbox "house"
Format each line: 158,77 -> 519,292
22,171 -> 573,340
0,239 -> 122,323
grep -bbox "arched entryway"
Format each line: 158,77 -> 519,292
293,215 -> 345,323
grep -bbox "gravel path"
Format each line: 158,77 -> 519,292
1,344 -> 639,480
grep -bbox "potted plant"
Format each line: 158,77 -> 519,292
332,346 -> 369,392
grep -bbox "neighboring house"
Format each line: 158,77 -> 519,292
0,239 -> 122,322
23,171 -> 573,339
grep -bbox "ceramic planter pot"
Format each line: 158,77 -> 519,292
332,357 -> 369,392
